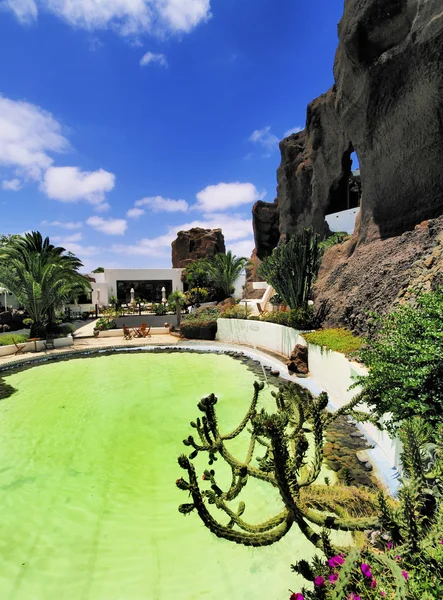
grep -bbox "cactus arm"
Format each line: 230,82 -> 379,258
222,381 -> 263,440
302,507 -> 379,531
209,496 -> 289,534
244,434 -> 256,465
178,455 -> 293,546
299,403 -> 324,488
218,443 -> 277,486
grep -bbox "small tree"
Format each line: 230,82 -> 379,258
168,291 -> 187,327
204,251 -> 248,299
259,229 -> 322,310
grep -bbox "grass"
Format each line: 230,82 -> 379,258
0,333 -> 29,346
303,328 -> 363,356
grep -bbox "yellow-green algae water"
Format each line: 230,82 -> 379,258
0,352 -> 329,600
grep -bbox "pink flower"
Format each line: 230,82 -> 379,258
347,594 -> 361,600
361,563 -> 372,578
401,570 -> 409,580
387,541 -> 393,549
289,594 -> 304,600
370,578 -> 377,588
327,555 -> 345,568
441,539 -> 443,545
381,593 -> 387,597
395,555 -> 402,561
314,576 -> 325,587
329,573 -> 338,583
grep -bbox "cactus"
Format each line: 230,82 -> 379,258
258,228 -> 322,309
176,381 -> 378,552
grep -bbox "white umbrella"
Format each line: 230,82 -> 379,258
130,287 -> 135,305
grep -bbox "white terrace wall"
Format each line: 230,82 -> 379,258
306,343 -> 403,472
0,335 -> 73,357
216,318 -> 304,357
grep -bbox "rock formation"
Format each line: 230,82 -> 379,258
252,200 -> 280,260
334,0 -> 443,242
172,228 -> 225,269
313,216 -> 443,334
252,0 -> 443,330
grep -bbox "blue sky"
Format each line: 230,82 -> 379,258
0,0 -> 344,271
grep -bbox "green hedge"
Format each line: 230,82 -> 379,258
0,334 -> 29,346
303,328 -> 363,356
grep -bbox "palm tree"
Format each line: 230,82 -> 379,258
0,232 -> 90,337
204,251 -> 248,299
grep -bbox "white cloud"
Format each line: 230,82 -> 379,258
87,216 -> 127,236
42,220 -> 83,229
6,0 -> 211,37
52,232 -> 83,243
195,182 -> 263,213
127,207 -> 145,219
227,238 -> 254,259
135,195 -> 189,213
5,0 -> 38,24
41,166 -> 115,206
111,212 -> 252,257
2,178 -> 22,191
284,126 -> 304,138
0,95 -> 68,180
249,126 -> 279,150
140,52 -> 168,68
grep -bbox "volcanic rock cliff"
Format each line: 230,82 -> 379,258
253,0 -> 443,331
172,228 -> 225,269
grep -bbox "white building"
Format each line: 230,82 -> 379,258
79,268 -> 184,308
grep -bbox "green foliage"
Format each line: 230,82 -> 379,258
319,231 -> 350,252
259,228 -> 322,309
182,259 -> 216,292
22,318 -> 33,328
168,291 -> 187,307
181,306 -> 221,325
353,289 -> 443,434
91,267 -> 104,273
0,333 -> 29,346
109,295 -> 117,306
260,307 -> 316,329
222,305 -> 252,319
204,251 -> 248,299
0,231 -> 90,338
304,328 -> 364,356
185,287 -> 209,305
180,307 -> 221,340
56,323 -> 75,336
152,303 -> 167,315
94,317 -> 116,331
270,293 -> 283,305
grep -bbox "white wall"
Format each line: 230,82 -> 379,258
306,343 -> 403,473
232,270 -> 246,299
216,318 -> 303,357
0,335 -> 74,357
326,207 -> 359,234
101,268 -> 184,304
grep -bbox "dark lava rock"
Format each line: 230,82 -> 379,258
287,344 -> 309,375
172,228 -> 225,269
252,200 -> 280,260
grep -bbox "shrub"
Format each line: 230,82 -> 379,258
180,306 -> 221,340
222,305 -> 252,319
22,318 -> 33,328
260,306 -> 316,329
94,317 -> 116,331
185,287 -> 209,306
353,288 -> 443,434
303,328 -> 363,356
319,231 -> 350,252
153,303 -> 167,316
57,323 -> 75,336
0,333 -> 29,346
269,293 -> 283,305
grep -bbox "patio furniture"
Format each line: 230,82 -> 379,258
29,337 -> 41,352
12,338 -> 26,355
44,335 -> 55,351
140,323 -> 151,338
123,325 -> 133,340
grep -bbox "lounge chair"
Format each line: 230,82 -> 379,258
123,325 -> 133,340
140,323 -> 151,338
44,334 -> 56,351
12,337 -> 26,355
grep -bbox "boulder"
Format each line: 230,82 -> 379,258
287,344 -> 309,375
217,297 -> 236,312
172,228 -> 226,269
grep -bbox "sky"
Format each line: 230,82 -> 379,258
0,0 -> 345,272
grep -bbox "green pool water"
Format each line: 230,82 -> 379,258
0,352 -> 326,600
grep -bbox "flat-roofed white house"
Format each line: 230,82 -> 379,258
76,268 -> 185,308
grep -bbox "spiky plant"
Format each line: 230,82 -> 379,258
176,381 -> 378,552
258,228 -> 322,309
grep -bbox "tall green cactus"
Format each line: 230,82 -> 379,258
258,228 -> 322,309
176,381 -> 378,552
